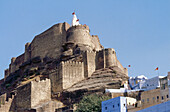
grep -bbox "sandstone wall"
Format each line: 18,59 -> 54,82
49,63 -> 63,95
96,49 -> 105,69
31,79 -> 51,107
24,42 -> 31,61
0,95 -> 15,112
4,69 -> 9,80
91,35 -> 103,51
31,22 -> 70,60
83,51 -> 96,78
16,79 -> 51,109
10,53 -> 25,74
0,93 -> 6,105
5,22 -> 70,76
95,48 -> 127,75
50,61 -> 85,94
16,83 -> 31,109
34,100 -> 63,112
62,61 -> 84,89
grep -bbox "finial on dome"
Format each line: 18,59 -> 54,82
71,12 -> 80,26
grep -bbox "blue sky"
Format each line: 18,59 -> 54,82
0,0 -> 170,79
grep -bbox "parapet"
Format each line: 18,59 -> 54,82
31,78 -> 50,84
61,61 -> 83,66
67,24 -> 90,33
11,57 -> 16,63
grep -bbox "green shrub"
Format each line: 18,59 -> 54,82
75,94 -> 111,112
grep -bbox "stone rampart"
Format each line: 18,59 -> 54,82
0,94 -> 15,112
31,22 -> 70,60
5,22 -> 70,76
83,51 -> 96,78
91,35 -> 103,51
95,48 -> 128,75
24,42 -> 31,61
96,49 -> 105,69
9,53 -> 24,74
62,61 -> 84,89
49,64 -> 63,95
16,79 -> 51,109
16,83 -> 31,109
50,61 -> 84,95
31,78 -> 51,107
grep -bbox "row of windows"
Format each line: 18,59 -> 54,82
142,95 -> 169,103
105,103 -> 126,110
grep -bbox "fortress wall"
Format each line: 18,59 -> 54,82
30,22 -> 70,60
24,42 -> 31,62
35,100 -> 64,112
96,50 -> 105,69
10,53 -> 25,74
16,83 -> 31,109
116,60 -> 128,75
62,61 -> 84,89
0,95 -> 15,112
83,51 -> 96,78
16,79 -> 51,109
95,48 -> 127,74
0,93 -> 6,105
10,57 -> 16,74
4,69 -> 9,80
31,79 -> 51,107
49,63 -> 63,95
91,35 -> 103,51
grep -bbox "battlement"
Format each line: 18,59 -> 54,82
0,94 -> 15,112
62,60 -> 83,65
31,78 -> 50,84
67,24 -> 90,33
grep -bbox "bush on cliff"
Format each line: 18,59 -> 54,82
75,94 -> 111,112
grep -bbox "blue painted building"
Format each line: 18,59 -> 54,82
101,96 -> 127,112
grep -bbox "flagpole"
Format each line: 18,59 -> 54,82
158,70 -> 159,77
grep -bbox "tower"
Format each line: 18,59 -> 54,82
65,12 -> 95,52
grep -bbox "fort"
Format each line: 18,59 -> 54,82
0,13 -> 128,112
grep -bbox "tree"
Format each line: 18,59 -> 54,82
75,94 -> 111,112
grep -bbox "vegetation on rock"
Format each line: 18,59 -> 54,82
75,94 -> 111,112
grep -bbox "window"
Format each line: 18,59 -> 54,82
118,103 -> 119,107
113,105 -> 114,108
167,95 -> 169,98
153,97 -> 155,101
147,98 -> 149,103
142,99 -> 144,103
162,96 -> 164,100
157,96 -> 159,99
105,107 -> 107,110
124,104 -> 126,107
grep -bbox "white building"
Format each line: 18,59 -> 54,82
102,96 -> 137,112
142,76 -> 164,91
129,75 -> 147,90
129,75 -> 165,91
